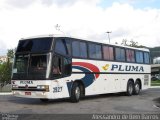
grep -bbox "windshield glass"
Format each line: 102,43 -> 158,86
13,54 -> 28,73
12,54 -> 49,80
30,55 -> 47,74
17,37 -> 53,53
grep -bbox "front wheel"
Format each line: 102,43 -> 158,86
70,83 -> 81,103
126,81 -> 134,96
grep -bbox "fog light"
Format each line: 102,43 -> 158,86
12,85 -> 18,88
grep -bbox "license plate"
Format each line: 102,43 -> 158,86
25,92 -> 31,95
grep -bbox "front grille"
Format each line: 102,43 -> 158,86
12,86 -> 46,91
18,86 -> 36,89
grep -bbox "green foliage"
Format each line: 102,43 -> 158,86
151,80 -> 160,86
0,62 -> 12,84
7,49 -> 14,59
129,40 -> 138,47
0,49 -> 14,85
121,39 -> 146,48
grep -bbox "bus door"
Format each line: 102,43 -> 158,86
51,54 -> 72,98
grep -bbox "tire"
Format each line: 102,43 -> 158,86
126,81 -> 134,96
70,82 -> 81,103
133,81 -> 141,95
40,98 -> 49,102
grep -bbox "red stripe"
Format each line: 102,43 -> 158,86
72,62 -> 100,78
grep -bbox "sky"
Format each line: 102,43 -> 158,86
0,0 -> 160,55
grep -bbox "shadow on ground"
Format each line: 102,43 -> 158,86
8,92 -> 128,105
153,97 -> 160,108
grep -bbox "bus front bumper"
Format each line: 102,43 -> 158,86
12,91 -> 49,99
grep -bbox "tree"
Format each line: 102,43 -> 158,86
7,49 -> 15,62
129,40 -> 138,47
121,39 -> 145,48
121,39 -> 128,46
0,62 -> 12,84
0,49 -> 14,85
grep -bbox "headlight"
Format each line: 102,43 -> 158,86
37,85 -> 49,92
12,85 -> 18,88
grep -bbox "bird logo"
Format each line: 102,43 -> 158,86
102,64 -> 109,71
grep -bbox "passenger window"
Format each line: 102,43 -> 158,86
126,49 -> 135,62
72,41 -> 87,58
103,46 -> 114,60
115,48 -> 125,61
55,39 -> 71,56
63,58 -> 72,76
89,43 -> 102,59
144,52 -> 150,64
136,51 -> 144,63
80,42 -> 87,58
72,41 -> 80,57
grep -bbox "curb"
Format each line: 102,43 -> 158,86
149,86 -> 160,88
0,92 -> 12,95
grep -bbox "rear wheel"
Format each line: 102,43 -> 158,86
133,81 -> 141,95
70,82 -> 81,103
126,81 -> 134,96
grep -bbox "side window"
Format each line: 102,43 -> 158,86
136,51 -> 144,63
126,49 -> 135,62
72,41 -> 80,57
55,39 -> 71,56
63,58 -> 72,76
115,48 -> 125,61
89,43 -> 102,59
72,41 -> 87,58
103,46 -> 114,60
80,42 -> 87,58
52,55 -> 72,78
52,55 -> 62,76
144,52 -> 150,64
89,43 -> 95,59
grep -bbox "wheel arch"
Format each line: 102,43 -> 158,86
128,78 -> 134,84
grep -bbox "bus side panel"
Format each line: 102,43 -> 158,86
72,59 -> 150,96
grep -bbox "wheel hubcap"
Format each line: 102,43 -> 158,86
129,84 -> 133,94
135,84 -> 140,93
75,87 -> 80,100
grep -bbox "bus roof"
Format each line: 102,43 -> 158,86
20,34 -> 149,52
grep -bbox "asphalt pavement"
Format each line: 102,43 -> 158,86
0,88 -> 160,120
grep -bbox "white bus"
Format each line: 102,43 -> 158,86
12,35 -> 150,102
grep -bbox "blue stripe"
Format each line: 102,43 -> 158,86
66,82 -> 73,97
72,66 -> 95,88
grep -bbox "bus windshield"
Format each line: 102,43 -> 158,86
12,37 -> 53,80
12,54 -> 49,80
14,54 -> 28,74
16,37 -> 53,53
30,54 -> 47,75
